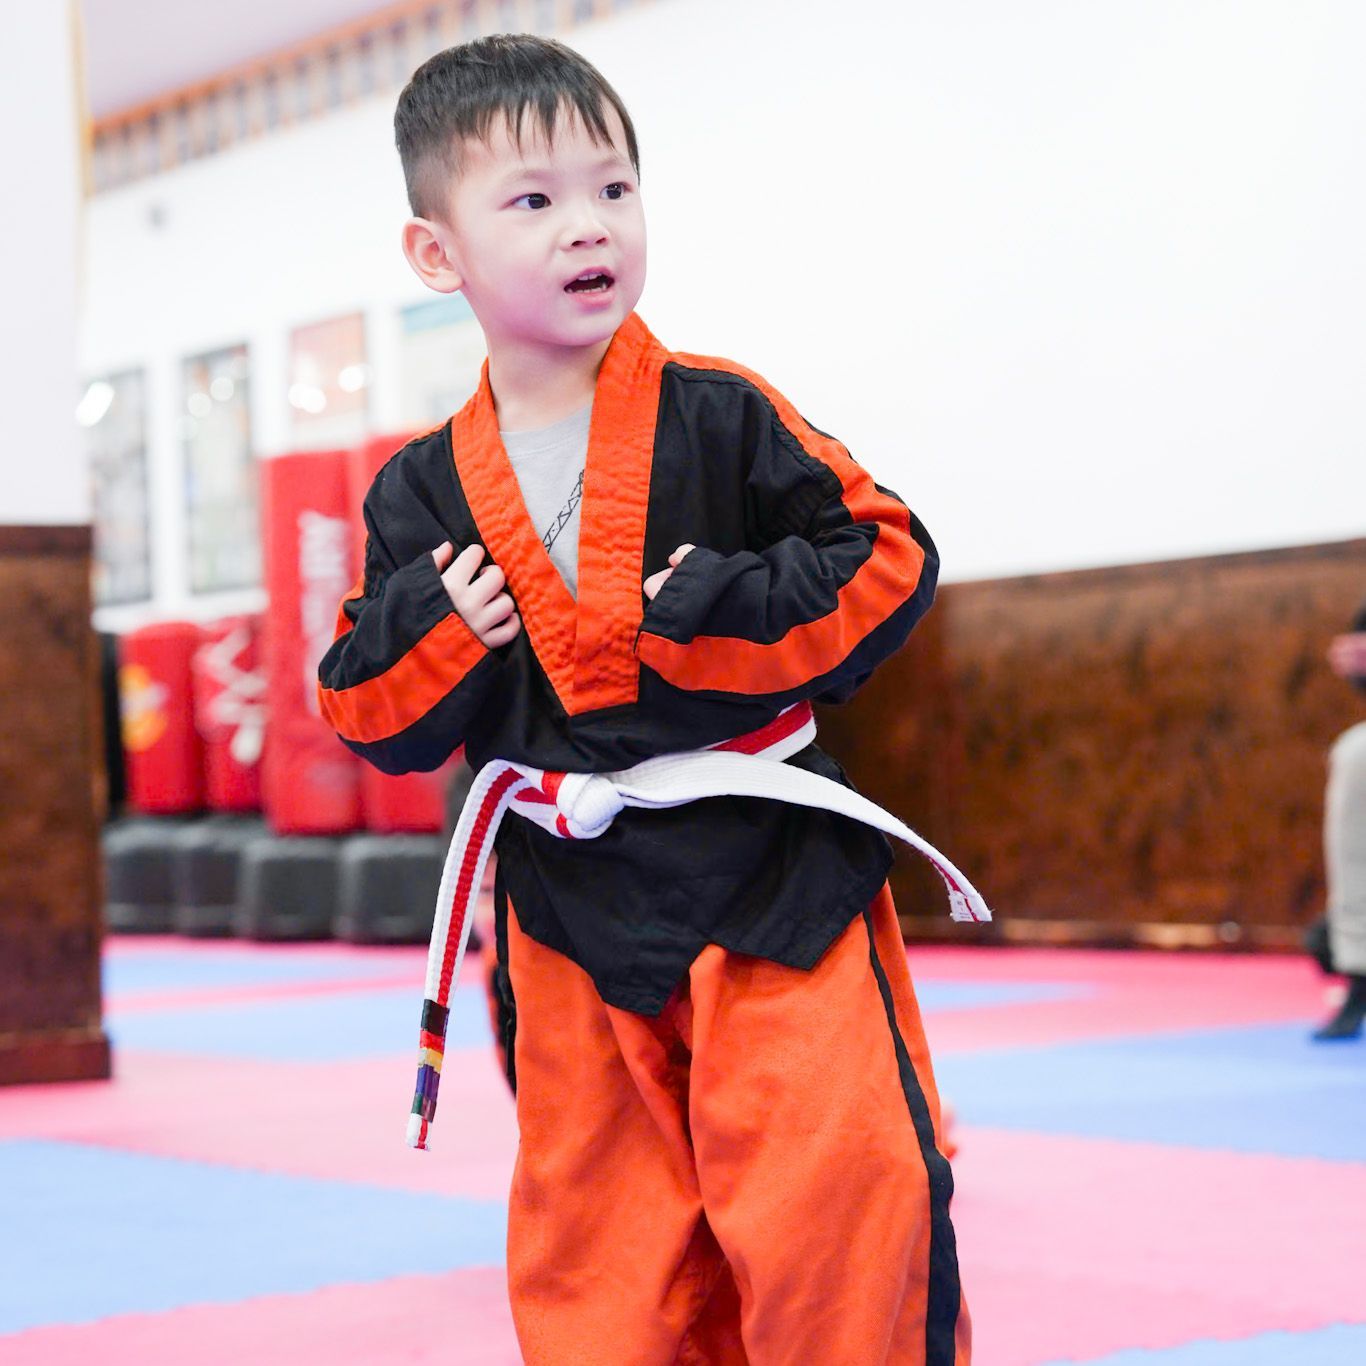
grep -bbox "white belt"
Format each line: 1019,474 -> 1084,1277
407,702 -> 990,1149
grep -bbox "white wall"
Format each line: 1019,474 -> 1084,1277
81,0 -> 1366,627
4,2 -> 85,524
83,98 -> 419,628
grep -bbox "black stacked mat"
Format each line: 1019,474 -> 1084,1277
335,834 -> 445,944
104,817 -> 449,943
171,815 -> 269,937
103,816 -> 196,933
235,834 -> 345,940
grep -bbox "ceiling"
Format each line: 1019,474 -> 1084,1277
80,0 -> 395,118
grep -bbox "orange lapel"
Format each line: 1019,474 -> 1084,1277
448,312 -> 665,718
450,372 -> 578,708
573,313 -> 665,714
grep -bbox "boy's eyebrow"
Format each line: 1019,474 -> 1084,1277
497,154 -> 632,186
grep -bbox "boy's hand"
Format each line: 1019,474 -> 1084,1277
643,544 -> 695,601
432,542 -> 522,648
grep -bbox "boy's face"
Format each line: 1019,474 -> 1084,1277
418,103 -> 646,358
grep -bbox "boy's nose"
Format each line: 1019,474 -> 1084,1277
564,207 -> 609,248
568,226 -> 609,248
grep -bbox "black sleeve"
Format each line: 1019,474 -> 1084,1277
316,460 -> 506,775
636,375 -> 936,707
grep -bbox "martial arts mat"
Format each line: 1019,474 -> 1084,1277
0,938 -> 1361,1364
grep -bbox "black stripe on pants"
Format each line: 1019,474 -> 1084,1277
864,906 -> 962,1363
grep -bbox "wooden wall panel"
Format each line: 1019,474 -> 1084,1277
815,599 -> 960,926
0,526 -> 111,1083
820,540 -> 1366,949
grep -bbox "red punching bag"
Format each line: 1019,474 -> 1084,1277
260,450 -> 362,834
119,621 -> 205,814
192,614 -> 265,812
347,431 -> 450,833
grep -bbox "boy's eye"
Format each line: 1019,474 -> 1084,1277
513,192 -> 550,210
601,182 -> 627,200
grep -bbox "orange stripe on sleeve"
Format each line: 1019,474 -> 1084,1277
635,367 -> 924,696
317,610 -> 489,745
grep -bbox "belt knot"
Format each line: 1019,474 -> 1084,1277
551,771 -> 626,838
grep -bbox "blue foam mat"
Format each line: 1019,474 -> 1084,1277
910,981 -> 1090,1012
1046,1322 -> 1366,1364
936,1022 -> 1366,1161
105,975 -> 1076,1062
105,948 -> 413,995
108,984 -> 492,1060
0,1139 -> 506,1334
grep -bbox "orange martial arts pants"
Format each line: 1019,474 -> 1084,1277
503,884 -> 971,1365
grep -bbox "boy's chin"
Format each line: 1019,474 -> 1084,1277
548,307 -> 632,347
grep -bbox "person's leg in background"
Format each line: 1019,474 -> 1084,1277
1315,721 -> 1366,1040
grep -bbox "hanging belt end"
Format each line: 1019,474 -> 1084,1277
407,1062 -> 439,1150
408,999 -> 448,1151
949,890 -> 992,924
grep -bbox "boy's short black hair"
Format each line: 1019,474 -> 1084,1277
395,33 -> 640,219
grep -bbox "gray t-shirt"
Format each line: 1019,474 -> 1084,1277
499,403 -> 590,598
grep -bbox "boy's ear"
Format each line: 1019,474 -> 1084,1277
401,216 -> 464,294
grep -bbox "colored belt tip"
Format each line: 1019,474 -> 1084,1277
407,998 -> 450,1152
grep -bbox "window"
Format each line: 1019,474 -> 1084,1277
82,370 -> 152,606
182,345 -> 260,592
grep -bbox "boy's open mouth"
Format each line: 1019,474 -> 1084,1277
565,270 -> 615,294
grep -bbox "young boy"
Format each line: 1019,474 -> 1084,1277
318,33 -> 976,1364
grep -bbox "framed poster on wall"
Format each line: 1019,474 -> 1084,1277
182,344 -> 260,593
81,369 -> 152,606
288,311 -> 370,450
398,294 -> 486,426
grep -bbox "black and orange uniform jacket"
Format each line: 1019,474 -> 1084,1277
317,313 -> 938,1014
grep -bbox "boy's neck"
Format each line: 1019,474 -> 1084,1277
486,333 -> 613,432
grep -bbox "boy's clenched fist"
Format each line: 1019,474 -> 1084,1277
432,541 -> 522,648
